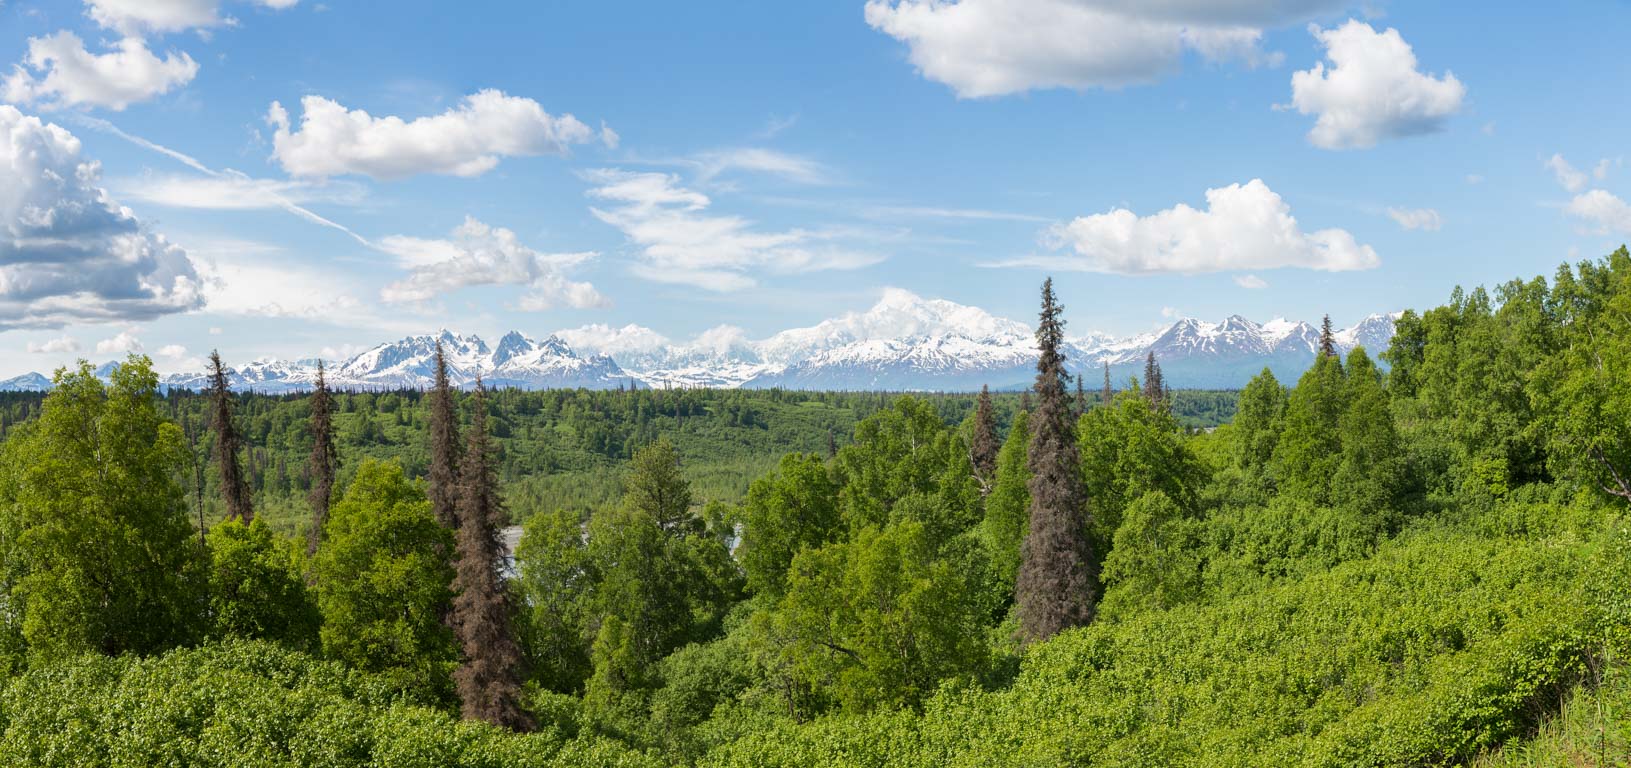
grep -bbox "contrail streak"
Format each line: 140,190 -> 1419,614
69,114 -> 375,249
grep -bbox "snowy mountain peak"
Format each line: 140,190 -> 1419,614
491,331 -> 537,367
0,372 -> 51,391
537,334 -> 576,358
3,295 -> 1400,393
758,288 -> 1032,367
1334,312 -> 1400,353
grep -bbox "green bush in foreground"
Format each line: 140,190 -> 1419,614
0,640 -> 657,768
700,511 -> 1626,767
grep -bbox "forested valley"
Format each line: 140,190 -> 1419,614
0,379 -> 1236,532
1,249 -> 1629,767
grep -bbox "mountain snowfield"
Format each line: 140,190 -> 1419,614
0,291 -> 1399,393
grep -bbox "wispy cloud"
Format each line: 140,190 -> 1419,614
693,147 -> 830,185
113,173 -> 366,211
584,168 -> 881,291
865,204 -> 1050,223
1386,206 -> 1442,231
757,114 -> 799,139
1547,153 -> 1589,193
74,114 -> 373,247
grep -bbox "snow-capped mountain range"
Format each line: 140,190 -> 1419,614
0,290 -> 1399,393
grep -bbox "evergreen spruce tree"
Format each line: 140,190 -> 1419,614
450,381 -> 532,730
1016,278 -> 1096,642
625,436 -> 695,536
1320,314 -> 1337,358
1074,375 -> 1088,419
1019,390 -> 1032,413
305,361 -> 337,556
1142,352 -> 1168,409
970,385 -> 999,489
209,351 -> 253,523
428,342 -> 461,530
1101,362 -> 1113,407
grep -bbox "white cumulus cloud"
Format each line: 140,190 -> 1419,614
1085,0 -> 1348,25
553,323 -> 673,359
267,90 -> 598,180
0,106 -> 204,329
95,329 -> 143,354
379,216 -> 607,310
27,336 -> 80,354
85,0 -> 299,35
552,322 -> 759,371
3,32 -> 197,111
87,0 -> 225,33
1288,20 -> 1465,149
584,169 -> 882,291
1565,189 -> 1631,235
1024,179 -> 1378,274
1386,207 -> 1442,231
864,0 -> 1339,98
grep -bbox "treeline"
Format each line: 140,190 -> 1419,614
0,385 -> 1237,534
0,248 -> 1627,766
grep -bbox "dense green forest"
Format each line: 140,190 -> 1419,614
0,386 -> 1237,534
0,249 -> 1629,766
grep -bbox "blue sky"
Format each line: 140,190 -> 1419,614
2,0 -> 1629,377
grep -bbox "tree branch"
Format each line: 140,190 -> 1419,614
1590,446 -> 1631,500
818,640 -> 863,664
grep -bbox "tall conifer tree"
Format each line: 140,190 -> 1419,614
305,361 -> 337,556
1016,278 -> 1096,642
209,351 -> 254,523
1319,314 -> 1337,358
428,342 -> 461,530
1142,352 -> 1168,409
451,381 -> 531,730
1074,375 -> 1088,419
1101,361 -> 1114,407
625,436 -> 695,535
971,384 -> 999,490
